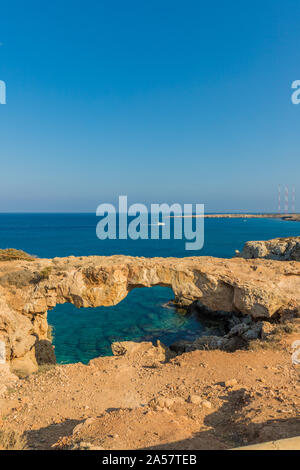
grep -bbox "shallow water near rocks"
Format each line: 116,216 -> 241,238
48,287 -> 225,364
0,213 -> 299,363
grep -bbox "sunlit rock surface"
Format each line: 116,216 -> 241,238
0,250 -> 300,372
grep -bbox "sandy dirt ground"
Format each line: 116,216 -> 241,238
0,333 -> 299,451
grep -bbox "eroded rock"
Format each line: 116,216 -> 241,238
0,250 -> 300,372
111,340 -> 174,365
237,237 -> 300,261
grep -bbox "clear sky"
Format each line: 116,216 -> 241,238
0,0 -> 300,212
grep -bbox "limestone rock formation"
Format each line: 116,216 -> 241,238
111,340 -> 175,365
236,237 -> 300,261
0,252 -> 300,373
170,316 -> 264,353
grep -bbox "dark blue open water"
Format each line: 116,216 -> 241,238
0,213 -> 299,364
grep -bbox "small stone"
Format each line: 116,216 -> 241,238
202,400 -> 212,409
225,379 -> 238,388
79,441 -> 92,449
164,398 -> 174,408
261,321 -> 275,339
156,397 -> 167,408
188,395 -> 202,405
85,417 -> 96,425
173,396 -> 185,404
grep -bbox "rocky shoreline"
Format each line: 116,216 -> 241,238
235,236 -> 300,261
0,237 -> 299,450
1,245 -> 300,374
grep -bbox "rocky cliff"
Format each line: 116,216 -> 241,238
0,251 -> 300,374
236,237 -> 300,261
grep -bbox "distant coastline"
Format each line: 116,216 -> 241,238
170,213 -> 300,221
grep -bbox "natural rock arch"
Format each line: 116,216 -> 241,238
47,284 -> 177,364
0,254 -> 300,373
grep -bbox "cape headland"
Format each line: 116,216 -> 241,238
172,213 -> 300,221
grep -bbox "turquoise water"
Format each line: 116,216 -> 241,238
49,287 -> 225,364
0,213 -> 299,363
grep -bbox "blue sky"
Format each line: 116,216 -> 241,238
0,0 -> 300,212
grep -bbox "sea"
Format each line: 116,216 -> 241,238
0,213 -> 299,364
